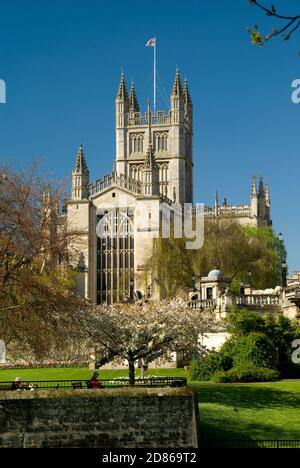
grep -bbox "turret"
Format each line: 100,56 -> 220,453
258,175 -> 266,220
265,182 -> 270,208
258,175 -> 265,198
251,175 -> 257,199
72,144 -> 89,200
250,175 -> 258,219
116,73 -> 129,175
265,182 -> 271,224
183,77 -> 193,121
170,67 -> 184,125
214,191 -> 219,218
129,81 -> 139,113
169,68 -> 186,203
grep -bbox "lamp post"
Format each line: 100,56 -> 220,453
247,270 -> 252,293
192,273 -> 196,292
130,278 -> 134,302
282,261 -> 287,289
278,232 -> 287,288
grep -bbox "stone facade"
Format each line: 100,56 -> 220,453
189,269 -> 300,320
65,69 -> 272,304
0,387 -> 200,448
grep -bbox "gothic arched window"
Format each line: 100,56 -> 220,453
96,210 -> 134,304
131,134 -> 144,153
158,162 -> 169,196
155,132 -> 168,152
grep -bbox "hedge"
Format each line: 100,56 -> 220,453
211,365 -> 280,383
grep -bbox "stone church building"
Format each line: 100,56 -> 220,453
65,69 -> 272,305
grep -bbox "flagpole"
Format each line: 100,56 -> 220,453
154,37 -> 156,113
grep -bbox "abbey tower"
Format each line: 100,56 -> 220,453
115,69 -> 193,204
66,68 -> 272,305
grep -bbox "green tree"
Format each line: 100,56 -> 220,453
226,307 -> 265,336
145,221 -> 283,298
227,308 -> 300,376
231,332 -> 277,369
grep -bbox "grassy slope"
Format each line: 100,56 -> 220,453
1,368 -> 300,440
195,380 -> 300,441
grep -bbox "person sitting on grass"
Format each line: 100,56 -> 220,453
10,377 -> 22,391
87,371 -> 102,389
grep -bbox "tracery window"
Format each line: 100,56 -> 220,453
130,164 -> 142,181
155,132 -> 168,151
96,210 -> 134,304
131,134 -> 144,153
158,162 -> 169,196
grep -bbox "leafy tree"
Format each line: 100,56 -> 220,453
144,237 -> 193,299
227,308 -> 300,376
230,332 -> 277,369
226,307 -> 265,336
190,309 -> 300,382
244,226 -> 286,288
145,221 -> 283,298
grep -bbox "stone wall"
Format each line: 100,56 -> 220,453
0,387 -> 199,448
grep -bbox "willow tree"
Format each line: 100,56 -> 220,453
144,220 -> 284,298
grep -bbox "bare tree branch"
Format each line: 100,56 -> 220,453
247,1 -> 300,51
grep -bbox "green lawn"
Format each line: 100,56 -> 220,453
1,368 -> 300,441
195,380 -> 300,441
0,367 -> 187,382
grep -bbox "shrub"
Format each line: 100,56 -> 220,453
189,351 -> 233,381
230,332 -> 277,369
211,365 -> 280,383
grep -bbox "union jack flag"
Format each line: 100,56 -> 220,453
146,38 -> 156,47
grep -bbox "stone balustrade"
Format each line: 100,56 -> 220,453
204,205 -> 251,217
188,299 -> 217,310
234,294 -> 280,306
89,172 -> 142,197
127,111 -> 171,127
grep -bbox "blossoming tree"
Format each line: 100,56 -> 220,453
78,300 -> 222,384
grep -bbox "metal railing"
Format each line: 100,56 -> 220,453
0,377 -> 187,391
200,440 -> 300,449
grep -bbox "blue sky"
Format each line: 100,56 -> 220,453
0,0 -> 299,272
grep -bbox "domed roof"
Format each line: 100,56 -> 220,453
208,269 -> 223,280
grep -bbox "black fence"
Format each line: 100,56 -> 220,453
0,377 -> 187,391
200,440 -> 300,449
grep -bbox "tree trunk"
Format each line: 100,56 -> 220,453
140,358 -> 149,378
128,358 -> 135,385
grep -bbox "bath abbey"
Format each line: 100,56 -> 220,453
65,69 -> 272,305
